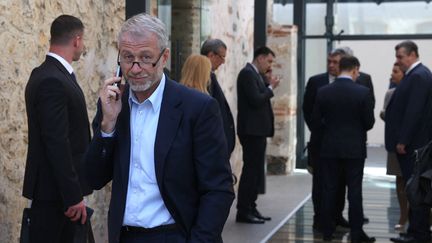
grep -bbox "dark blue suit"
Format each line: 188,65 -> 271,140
311,77 -> 374,237
209,72 -> 235,155
303,72 -> 374,227
385,63 -> 432,241
86,78 -> 235,243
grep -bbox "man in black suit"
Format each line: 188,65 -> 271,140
85,14 -> 234,243
312,56 -> 375,242
387,41 -> 432,243
201,39 -> 235,156
303,47 -> 373,230
23,15 -> 93,242
236,46 -> 280,224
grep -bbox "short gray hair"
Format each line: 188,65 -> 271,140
330,46 -> 354,57
117,13 -> 169,51
200,39 -> 227,56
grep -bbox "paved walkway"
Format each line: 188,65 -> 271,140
223,147 -> 404,243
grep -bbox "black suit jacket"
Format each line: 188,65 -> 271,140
86,79 -> 234,243
23,55 -> 92,208
311,77 -> 375,159
356,72 -> 375,108
303,72 -> 375,151
385,63 -> 432,154
209,73 -> 236,155
237,63 -> 274,137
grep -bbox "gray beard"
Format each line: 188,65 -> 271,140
128,80 -> 155,92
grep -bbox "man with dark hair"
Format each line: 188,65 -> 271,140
387,40 -> 432,243
236,46 -> 279,224
312,56 -> 375,242
303,47 -> 372,231
201,39 -> 235,156
23,15 -> 92,242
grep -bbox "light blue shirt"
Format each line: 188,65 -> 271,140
122,75 -> 174,227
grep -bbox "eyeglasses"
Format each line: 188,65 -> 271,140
117,48 -> 166,68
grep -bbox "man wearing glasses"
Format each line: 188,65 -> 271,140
86,13 -> 234,243
201,39 -> 236,158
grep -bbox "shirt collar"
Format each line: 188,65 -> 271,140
406,61 -> 421,75
250,63 -> 260,75
337,74 -> 353,81
128,74 -> 166,113
47,52 -> 74,74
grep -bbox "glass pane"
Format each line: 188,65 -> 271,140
303,39 -> 327,142
334,1 -> 432,35
273,3 -> 293,25
306,3 -> 327,35
200,0 -> 211,44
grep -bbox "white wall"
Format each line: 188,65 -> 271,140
336,40 -> 432,146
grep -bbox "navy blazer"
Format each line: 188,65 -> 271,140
209,73 -> 236,155
385,63 -> 432,153
86,78 -> 235,243
23,56 -> 92,207
303,72 -> 375,152
311,77 -> 375,159
237,63 -> 274,137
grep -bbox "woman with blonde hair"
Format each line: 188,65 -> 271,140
180,54 -> 212,94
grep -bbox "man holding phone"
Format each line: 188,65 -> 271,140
23,15 -> 93,242
86,13 -> 234,243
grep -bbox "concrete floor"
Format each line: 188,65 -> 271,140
223,146 -> 398,243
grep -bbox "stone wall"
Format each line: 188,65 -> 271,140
266,25 -> 298,175
0,1 -> 125,242
0,0 -> 298,241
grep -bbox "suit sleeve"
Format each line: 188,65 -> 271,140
399,74 -> 431,146
36,77 -> 83,207
302,77 -> 315,130
237,70 -> 274,108
362,91 -> 375,131
189,98 -> 235,242
85,99 -> 115,190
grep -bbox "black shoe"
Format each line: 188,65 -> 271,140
390,235 -> 417,243
252,208 -> 271,221
323,234 -> 333,241
352,231 -> 375,243
363,217 -> 369,224
313,221 -> 322,232
236,212 -> 265,224
336,217 -> 350,228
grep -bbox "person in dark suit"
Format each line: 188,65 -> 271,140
387,41 -> 432,243
312,56 -> 375,243
303,47 -> 373,231
23,15 -> 93,242
201,39 -> 236,156
85,14 -> 234,243
236,46 -> 280,224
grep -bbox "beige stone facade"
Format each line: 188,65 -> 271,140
0,0 -> 297,242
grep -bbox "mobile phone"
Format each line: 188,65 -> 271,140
113,65 -> 122,87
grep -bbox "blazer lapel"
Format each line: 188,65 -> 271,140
154,80 -> 183,185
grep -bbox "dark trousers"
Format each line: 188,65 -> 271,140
311,151 -> 346,225
321,157 -> 365,236
120,228 -> 186,243
237,135 -> 266,213
397,153 -> 431,241
29,201 -> 76,243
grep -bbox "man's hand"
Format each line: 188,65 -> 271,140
396,143 -> 406,155
100,76 -> 123,133
269,75 -> 281,89
64,200 -> 87,224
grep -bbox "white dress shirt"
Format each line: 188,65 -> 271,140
47,52 -> 74,75
122,75 -> 174,227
